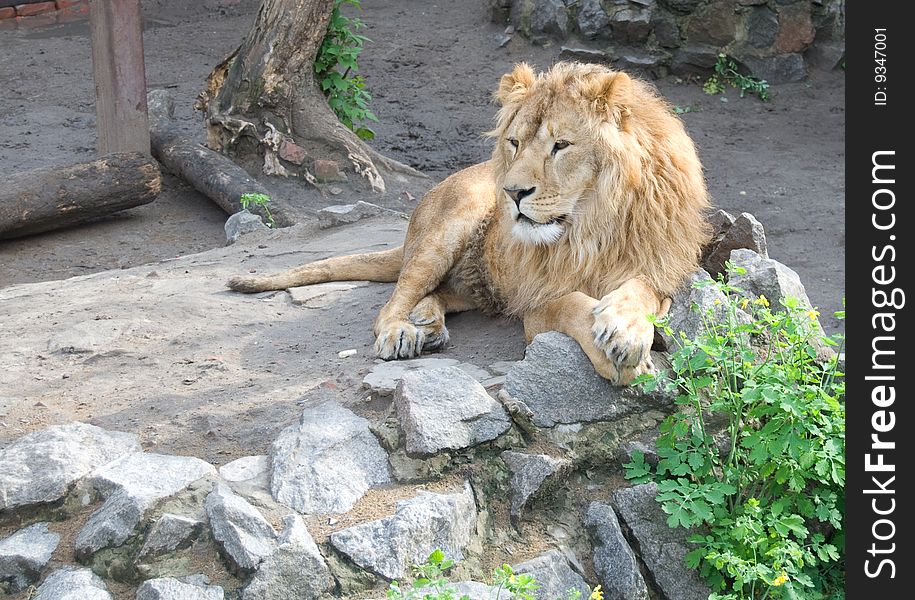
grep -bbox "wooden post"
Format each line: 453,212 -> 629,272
89,0 -> 150,155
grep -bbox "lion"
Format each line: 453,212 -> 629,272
227,62 -> 711,384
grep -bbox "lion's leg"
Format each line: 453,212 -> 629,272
523,285 -> 661,385
373,246 -> 470,359
590,278 -> 665,377
408,290 -> 475,353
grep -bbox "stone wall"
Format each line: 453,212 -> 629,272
489,0 -> 845,83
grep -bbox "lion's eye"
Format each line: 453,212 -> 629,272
552,140 -> 571,155
507,138 -> 519,149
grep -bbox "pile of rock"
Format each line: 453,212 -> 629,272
1,210 -> 830,599
490,0 -> 846,82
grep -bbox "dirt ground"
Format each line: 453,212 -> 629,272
0,0 -> 844,335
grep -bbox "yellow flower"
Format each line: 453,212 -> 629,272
591,585 -> 604,600
714,299 -> 722,305
772,572 -> 789,587
806,309 -> 820,321
754,295 -> 769,307
740,298 -> 750,310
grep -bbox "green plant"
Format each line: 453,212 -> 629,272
625,267 -> 845,600
315,0 -> 378,140
704,54 -> 771,101
672,105 -> 698,115
387,550 -> 603,600
239,192 -> 276,228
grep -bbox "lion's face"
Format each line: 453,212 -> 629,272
489,63 -> 635,246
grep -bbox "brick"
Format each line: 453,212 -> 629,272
278,139 -> 308,165
15,2 -> 57,17
313,159 -> 346,182
0,7 -> 16,19
56,0 -> 85,8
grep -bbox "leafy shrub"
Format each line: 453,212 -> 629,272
626,267 -> 845,599
315,0 -> 378,140
704,54 -> 771,102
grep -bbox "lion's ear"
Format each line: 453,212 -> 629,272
496,63 -> 535,106
584,71 -> 633,127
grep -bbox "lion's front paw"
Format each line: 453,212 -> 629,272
591,295 -> 654,371
374,320 -> 426,360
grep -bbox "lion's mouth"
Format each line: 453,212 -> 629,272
517,214 -> 567,227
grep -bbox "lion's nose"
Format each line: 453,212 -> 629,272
503,186 -> 536,208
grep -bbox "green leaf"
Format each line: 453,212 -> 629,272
428,549 -> 445,565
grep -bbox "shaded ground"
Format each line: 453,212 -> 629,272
0,0 -> 843,333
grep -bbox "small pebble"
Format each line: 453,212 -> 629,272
338,349 -> 358,359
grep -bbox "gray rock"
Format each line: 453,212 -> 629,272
219,455 -> 269,483
137,514 -> 205,561
317,201 -> 396,229
613,483 -> 711,600
363,357 -> 491,396
33,567 -> 113,600
241,514 -> 333,600
661,0 -> 702,15
615,50 -> 667,76
513,549 -> 590,600
0,422 -> 140,513
610,7 -> 652,44
75,453 -> 216,557
205,483 -> 278,573
502,332 -> 673,428
488,360 -> 518,376
585,503 -> 648,600
739,53 -> 808,83
805,40 -> 845,70
329,483 -> 477,580
501,451 -> 568,521
746,5 -> 779,48
136,577 -> 225,600
728,248 -> 812,309
270,399 -> 391,514
513,0 -> 569,41
660,269 -> 739,350
559,46 -> 610,63
0,522 -> 60,594
670,44 -> 721,76
395,367 -> 511,455
617,429 -> 660,467
577,0 -> 610,39
225,210 -> 268,244
702,212 -> 768,277
652,12 -> 681,48
684,0 -> 738,45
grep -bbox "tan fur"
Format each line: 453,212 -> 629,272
227,62 -> 711,384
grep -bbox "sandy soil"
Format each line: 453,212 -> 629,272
0,0 -> 844,333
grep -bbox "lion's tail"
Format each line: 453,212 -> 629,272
226,246 -> 404,293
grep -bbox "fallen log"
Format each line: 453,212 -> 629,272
147,90 -> 293,227
0,152 -> 160,240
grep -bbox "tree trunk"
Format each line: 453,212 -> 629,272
197,0 -> 422,196
0,153 -> 160,240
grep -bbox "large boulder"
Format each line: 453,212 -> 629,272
241,514 -> 333,600
395,366 -> 511,455
660,268 -> 751,350
270,399 -> 391,514
136,577 -> 225,600
205,483 -> 278,574
513,550 -> 590,600
502,332 -> 672,428
0,522 -> 60,594
33,567 -> 113,600
501,451 -> 569,522
584,502 -> 648,600
701,212 -> 768,278
137,514 -> 205,561
74,453 -> 216,558
330,483 -> 477,580
0,423 -> 140,513
613,483 -> 711,600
